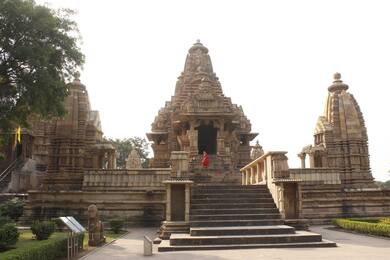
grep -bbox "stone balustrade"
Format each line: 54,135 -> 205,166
289,168 -> 341,184
83,169 -> 171,189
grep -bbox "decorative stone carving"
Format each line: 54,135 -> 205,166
251,140 -> 264,160
87,204 -> 105,246
126,149 -> 142,169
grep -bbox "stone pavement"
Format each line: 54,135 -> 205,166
80,226 -> 390,260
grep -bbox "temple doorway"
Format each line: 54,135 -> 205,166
197,124 -> 217,154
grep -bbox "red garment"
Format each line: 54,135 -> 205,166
201,153 -> 209,168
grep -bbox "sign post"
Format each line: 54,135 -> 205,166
59,216 -> 86,260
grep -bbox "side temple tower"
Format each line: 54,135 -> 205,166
299,73 -> 376,188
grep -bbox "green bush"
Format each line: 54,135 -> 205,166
109,218 -> 125,234
1,237 -> 67,260
333,218 -> 390,237
31,221 -> 56,240
0,198 -> 25,221
0,216 -> 12,227
0,223 -> 19,250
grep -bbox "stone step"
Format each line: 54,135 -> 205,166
191,198 -> 274,204
190,225 -> 295,236
191,202 -> 277,209
169,231 -> 323,246
191,193 -> 272,199
190,219 -> 284,227
190,213 -> 281,221
192,189 -> 269,194
158,239 -> 337,252
190,208 -> 280,215
193,185 -> 267,190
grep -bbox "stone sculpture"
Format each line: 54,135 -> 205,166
87,204 -> 105,246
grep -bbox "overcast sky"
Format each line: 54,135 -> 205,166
38,0 -> 390,181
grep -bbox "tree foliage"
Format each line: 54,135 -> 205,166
376,180 -> 390,190
108,137 -> 150,168
0,198 -> 24,221
0,0 -> 84,134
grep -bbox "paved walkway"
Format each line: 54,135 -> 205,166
81,226 -> 390,260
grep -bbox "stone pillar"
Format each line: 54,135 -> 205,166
165,184 -> 171,221
170,151 -> 189,178
246,169 -> 250,185
185,184 -> 190,222
242,171 -> 246,185
251,167 -> 255,184
308,152 -> 315,168
256,163 -> 261,183
188,128 -> 198,158
160,151 -> 193,239
216,125 -> 225,156
298,153 -> 306,168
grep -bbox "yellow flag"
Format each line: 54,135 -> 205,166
17,126 -> 21,144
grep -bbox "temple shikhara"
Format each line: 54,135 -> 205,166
147,40 -> 256,171
1,41 -> 389,251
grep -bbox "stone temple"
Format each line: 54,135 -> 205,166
0,41 -> 389,251
147,40 -> 257,172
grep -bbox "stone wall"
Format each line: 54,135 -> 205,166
25,169 -> 171,226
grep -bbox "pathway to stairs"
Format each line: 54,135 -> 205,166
159,184 -> 335,251
81,226 -> 390,260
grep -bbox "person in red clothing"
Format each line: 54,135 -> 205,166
201,151 -> 209,168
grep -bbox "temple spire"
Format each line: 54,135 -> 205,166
183,40 -> 214,75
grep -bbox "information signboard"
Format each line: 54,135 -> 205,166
59,216 -> 85,233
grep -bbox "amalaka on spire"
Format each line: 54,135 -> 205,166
328,72 -> 349,92
183,40 -> 213,75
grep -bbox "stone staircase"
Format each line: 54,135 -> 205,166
158,184 -> 336,251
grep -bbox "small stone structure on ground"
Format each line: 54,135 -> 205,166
87,204 -> 106,246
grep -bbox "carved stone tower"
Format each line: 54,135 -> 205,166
147,41 -> 257,171
300,73 -> 376,188
44,75 -> 116,190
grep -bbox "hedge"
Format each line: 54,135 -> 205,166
109,218 -> 125,234
31,221 -> 56,240
333,218 -> 390,237
0,223 -> 19,250
0,233 -> 84,260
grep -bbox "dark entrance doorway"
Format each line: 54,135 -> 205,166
197,124 -> 217,154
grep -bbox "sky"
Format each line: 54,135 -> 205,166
38,0 -> 390,181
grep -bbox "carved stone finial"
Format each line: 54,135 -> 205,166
251,140 -> 264,160
328,72 -> 349,92
196,39 -> 201,44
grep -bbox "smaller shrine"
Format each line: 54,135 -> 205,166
126,149 -> 143,169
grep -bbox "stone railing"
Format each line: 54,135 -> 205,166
83,168 -> 171,189
289,168 -> 341,184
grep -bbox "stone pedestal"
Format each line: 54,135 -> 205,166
159,151 -> 193,239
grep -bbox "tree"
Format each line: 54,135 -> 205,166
108,137 -> 150,168
0,0 -> 84,137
